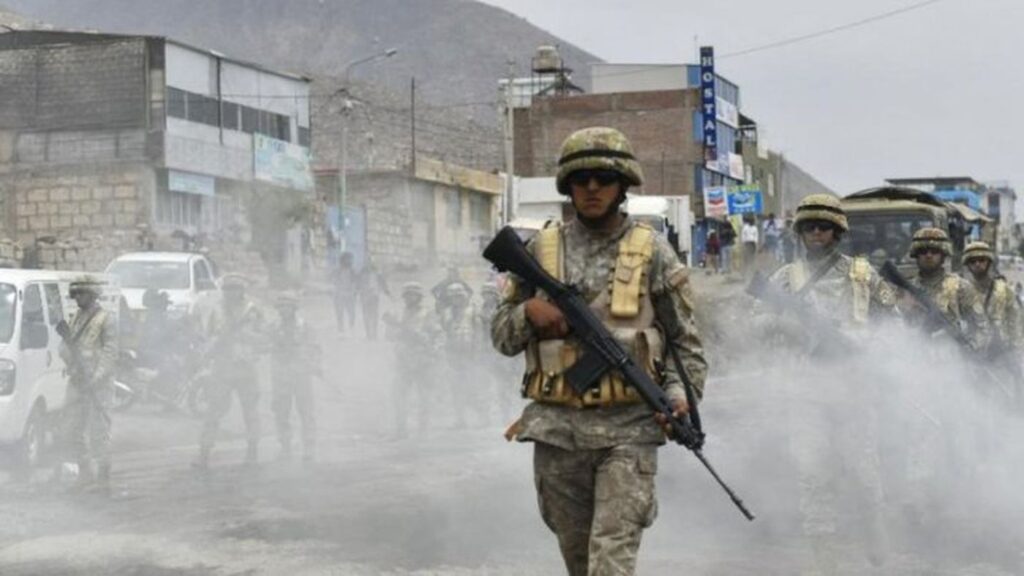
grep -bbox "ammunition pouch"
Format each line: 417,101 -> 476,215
522,328 -> 664,408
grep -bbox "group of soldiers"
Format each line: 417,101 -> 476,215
54,274 -> 323,493
489,126 -> 1022,575
385,272 -> 516,438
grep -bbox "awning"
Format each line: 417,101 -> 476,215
949,202 -> 993,223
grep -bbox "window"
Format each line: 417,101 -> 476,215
446,190 -> 462,228
193,260 -> 216,291
298,126 -> 311,147
43,283 -> 64,327
21,284 -> 47,350
0,284 -> 16,344
167,87 -> 187,119
155,189 -> 202,228
221,101 -> 240,130
186,93 -> 219,126
241,105 -> 258,134
470,194 -> 491,230
256,110 -> 291,141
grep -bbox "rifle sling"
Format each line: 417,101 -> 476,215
794,251 -> 842,299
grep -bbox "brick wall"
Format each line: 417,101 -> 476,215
514,90 -> 703,199
0,163 -> 153,270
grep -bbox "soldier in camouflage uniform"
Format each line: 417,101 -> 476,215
442,283 -> 479,428
903,228 -> 990,351
56,276 -> 118,492
479,283 -> 518,422
961,241 -> 1022,366
388,282 -> 440,438
492,127 -> 707,576
193,275 -> 264,471
765,195 -> 898,570
270,292 -> 320,462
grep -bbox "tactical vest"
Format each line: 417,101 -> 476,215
522,222 -> 662,408
787,255 -> 873,324
932,275 -> 963,325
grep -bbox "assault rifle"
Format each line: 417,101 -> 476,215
880,261 -> 1013,399
483,226 -> 755,521
879,261 -> 972,348
747,270 -> 943,428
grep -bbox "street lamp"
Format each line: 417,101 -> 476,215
337,48 -> 398,233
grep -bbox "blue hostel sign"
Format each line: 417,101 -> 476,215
700,46 -> 717,163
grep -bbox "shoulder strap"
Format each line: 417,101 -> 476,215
794,251 -> 842,298
535,224 -> 562,282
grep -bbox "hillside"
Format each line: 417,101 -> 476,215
0,0 -> 601,135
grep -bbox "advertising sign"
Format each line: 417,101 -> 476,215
703,185 -> 728,218
254,134 -> 314,191
728,152 -> 745,181
716,97 -> 739,129
726,185 -> 764,215
699,46 -> 717,163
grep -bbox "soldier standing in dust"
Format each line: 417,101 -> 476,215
903,228 -> 990,350
765,194 -> 898,571
270,292 -> 320,463
961,241 -> 1023,394
492,127 -> 707,576
193,275 -> 264,471
56,276 -> 118,492
441,283 -> 479,429
333,252 -> 358,335
389,282 -> 439,438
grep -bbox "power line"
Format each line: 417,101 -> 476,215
719,0 -> 947,59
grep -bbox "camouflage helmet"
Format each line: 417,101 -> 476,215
794,194 -> 848,232
961,241 -> 995,265
910,227 -> 952,257
69,275 -> 104,297
401,281 -> 424,298
555,127 -> 644,195
480,283 -> 500,299
445,283 -> 470,302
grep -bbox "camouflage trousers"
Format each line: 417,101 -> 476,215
533,442 -> 658,576
272,374 -> 315,453
201,375 -> 260,450
61,380 -> 114,467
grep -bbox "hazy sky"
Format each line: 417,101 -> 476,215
480,0 -> 1023,197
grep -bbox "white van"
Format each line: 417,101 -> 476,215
0,270 -> 119,469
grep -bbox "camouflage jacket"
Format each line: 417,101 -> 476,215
491,215 -> 708,451
907,270 -> 990,352
206,301 -> 264,376
767,248 -> 898,332
269,317 -> 320,379
393,304 -> 441,364
442,304 -> 477,354
60,304 -> 118,388
965,275 -> 1021,355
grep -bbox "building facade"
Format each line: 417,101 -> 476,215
0,30 -> 314,276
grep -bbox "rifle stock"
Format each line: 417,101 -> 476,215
484,226 -> 755,521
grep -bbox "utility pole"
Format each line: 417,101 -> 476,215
411,77 -> 417,174
502,59 -> 516,225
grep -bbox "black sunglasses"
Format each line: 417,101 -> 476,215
567,170 -> 621,188
799,221 -> 836,233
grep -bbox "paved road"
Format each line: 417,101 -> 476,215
0,293 -> 1019,575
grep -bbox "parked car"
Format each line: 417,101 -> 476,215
105,252 -> 221,328
0,270 -> 119,470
